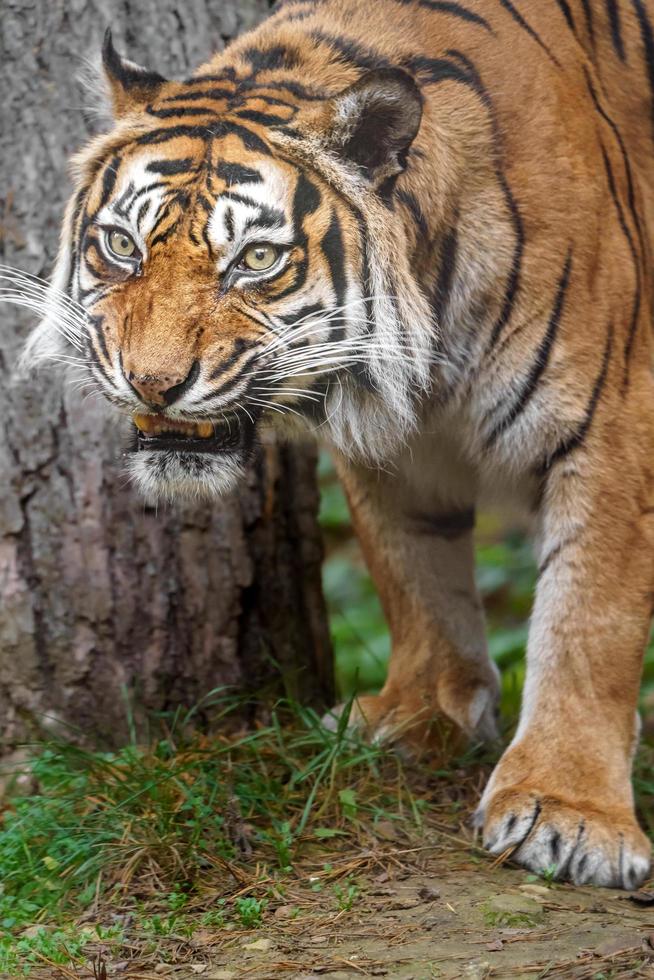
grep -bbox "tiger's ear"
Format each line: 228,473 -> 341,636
102,29 -> 167,118
318,68 -> 422,189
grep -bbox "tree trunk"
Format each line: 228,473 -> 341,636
0,0 -> 333,756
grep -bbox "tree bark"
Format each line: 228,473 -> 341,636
0,0 -> 333,756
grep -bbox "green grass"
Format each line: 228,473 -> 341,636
0,696 -> 445,974
2,452 -> 654,974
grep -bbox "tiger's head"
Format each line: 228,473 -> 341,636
22,32 -> 435,499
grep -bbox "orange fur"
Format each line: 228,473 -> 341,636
24,0 -> 654,887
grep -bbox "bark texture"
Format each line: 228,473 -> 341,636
0,0 -> 333,754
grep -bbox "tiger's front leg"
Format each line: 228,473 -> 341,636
478,385 -> 654,888
331,448 -> 500,757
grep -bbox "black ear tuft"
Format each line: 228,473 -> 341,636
102,29 -> 167,117
330,68 -> 423,187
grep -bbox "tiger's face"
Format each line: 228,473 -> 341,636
24,34 -> 433,499
71,140 -> 349,498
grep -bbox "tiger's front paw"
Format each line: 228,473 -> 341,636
477,787 -> 651,889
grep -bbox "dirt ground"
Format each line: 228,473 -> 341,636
57,845 -> 654,980
189,868 -> 654,980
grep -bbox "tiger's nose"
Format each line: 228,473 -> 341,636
124,360 -> 200,407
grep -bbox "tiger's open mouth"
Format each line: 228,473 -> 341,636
132,412 -> 250,454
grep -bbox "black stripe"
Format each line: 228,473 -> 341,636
242,45 -> 302,72
224,207 -> 235,242
309,30 -> 389,71
538,533 -> 581,576
148,201 -> 175,241
183,71 -> 237,85
146,158 -> 195,176
600,142 -> 642,385
208,338 -> 256,380
201,365 -> 254,400
488,177 -> 524,349
583,67 -> 647,262
98,156 -> 120,211
432,223 -> 458,326
136,200 -> 151,232
293,171 -> 321,226
280,301 -> 325,327
580,0 -> 595,42
201,218 -> 215,261
146,105 -> 219,119
410,507 -> 475,538
215,162 -> 263,185
393,0 -> 491,29
497,0 -> 560,66
244,205 -> 286,230
150,220 -> 180,249
554,0 -> 577,36
211,121 -> 272,155
607,0 -> 626,60
112,181 -> 136,218
542,325 -> 613,469
136,120 -> 271,155
484,249 -> 572,448
632,0 -> 654,144
161,87 -> 233,103
220,190 -> 265,209
320,212 -> 348,339
197,193 -> 213,214
235,109 -> 289,126
136,124 -> 210,145
86,321 -> 117,389
442,51 -> 524,351
244,78 -> 328,101
234,93 -> 298,109
396,189 -> 430,241
269,176 -> 318,301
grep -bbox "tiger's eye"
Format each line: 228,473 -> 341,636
242,244 -> 279,272
107,229 -> 137,258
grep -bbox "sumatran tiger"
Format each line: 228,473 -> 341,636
11,0 -> 654,888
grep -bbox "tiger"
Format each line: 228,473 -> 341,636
14,0 -> 654,889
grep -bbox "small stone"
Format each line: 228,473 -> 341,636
518,884 -> 550,899
418,885 -> 441,902
388,894 -> 420,910
154,966 -> 169,975
207,972 -> 236,980
485,893 -> 545,923
630,891 -> 654,906
242,937 -> 274,952
486,939 -> 503,952
594,935 -> 640,957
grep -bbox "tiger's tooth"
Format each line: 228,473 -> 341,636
196,421 -> 214,438
133,413 -> 155,433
